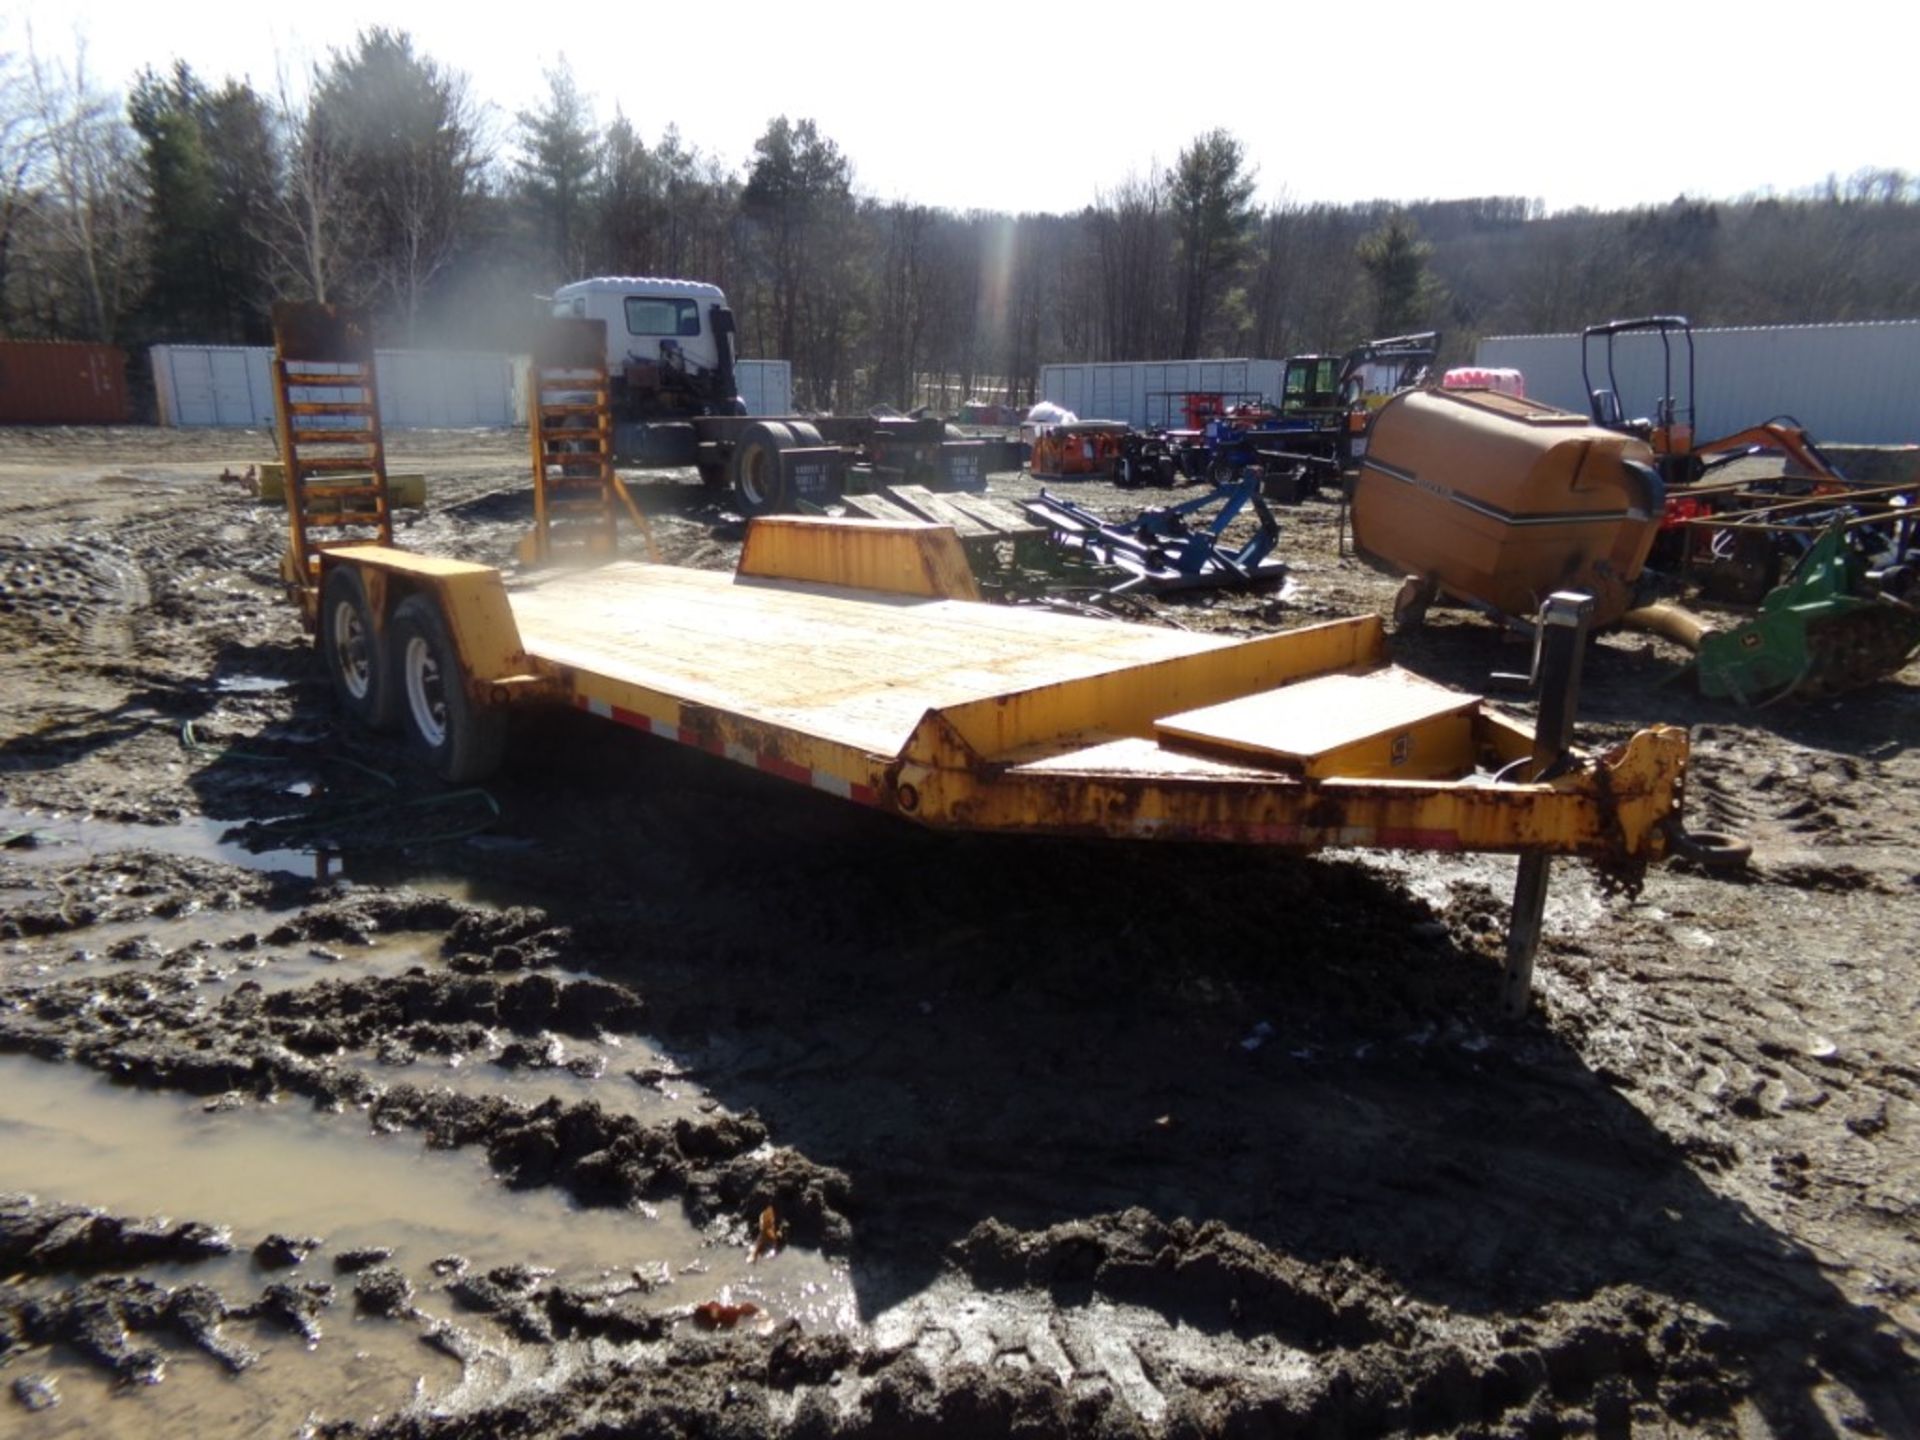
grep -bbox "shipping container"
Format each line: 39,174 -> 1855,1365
1475,320 -> 1920,446
0,341 -> 130,424
1038,359 -> 1286,428
152,345 -> 794,427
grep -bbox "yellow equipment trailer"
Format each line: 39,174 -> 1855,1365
303,517 -> 1725,1014
271,306 -> 1734,1015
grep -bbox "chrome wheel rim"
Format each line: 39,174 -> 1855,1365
739,449 -> 771,508
331,601 -> 372,701
404,634 -> 448,748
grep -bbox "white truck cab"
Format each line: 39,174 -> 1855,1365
550,276 -> 731,379
538,275 -> 998,511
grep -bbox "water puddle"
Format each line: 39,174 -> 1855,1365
210,674 -> 294,695
365,1039 -> 714,1125
0,804 -> 318,880
0,1050 -> 856,1323
3,917 -> 446,994
1,916 -> 711,1127
0,804 -> 541,905
18,1319 -> 454,1440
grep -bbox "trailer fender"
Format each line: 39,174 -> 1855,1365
318,546 -> 534,693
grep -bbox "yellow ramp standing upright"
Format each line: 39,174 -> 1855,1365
269,302 -> 393,624
519,316 -> 659,567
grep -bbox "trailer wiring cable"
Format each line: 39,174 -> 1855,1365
177,720 -> 501,851
226,787 -> 502,853
181,719 -> 399,789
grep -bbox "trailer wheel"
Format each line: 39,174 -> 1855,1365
729,421 -> 795,516
1663,823 -> 1752,869
390,594 -> 507,783
319,566 -> 396,732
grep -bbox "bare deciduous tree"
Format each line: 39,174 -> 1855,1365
20,30 -> 142,340
258,60 -> 361,307
0,42 -> 50,333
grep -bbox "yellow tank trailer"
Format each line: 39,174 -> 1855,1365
1354,387 -> 1664,629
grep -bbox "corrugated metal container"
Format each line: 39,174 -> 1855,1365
154,344 -> 793,426
1475,321 -> 1920,446
151,344 -> 274,426
1039,359 -> 1286,428
0,341 -> 130,423
736,359 -> 791,416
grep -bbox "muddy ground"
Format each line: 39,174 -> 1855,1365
0,426 -> 1914,1438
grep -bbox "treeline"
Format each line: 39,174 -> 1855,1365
6,29 -> 1920,411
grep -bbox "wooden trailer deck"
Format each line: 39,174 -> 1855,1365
508,560 -> 1246,760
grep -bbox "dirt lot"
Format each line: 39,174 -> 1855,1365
0,426 -> 1915,1438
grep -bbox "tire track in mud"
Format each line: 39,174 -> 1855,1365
0,859 -> 1778,1437
16,866 -> 1898,1439
0,535 -> 150,659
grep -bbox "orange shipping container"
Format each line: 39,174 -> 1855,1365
0,340 -> 130,424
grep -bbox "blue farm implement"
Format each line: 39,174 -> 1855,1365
1021,471 -> 1287,594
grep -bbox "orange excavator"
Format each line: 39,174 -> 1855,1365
1581,315 -> 1850,492
1581,314 -> 1875,599
1583,315 -> 1919,698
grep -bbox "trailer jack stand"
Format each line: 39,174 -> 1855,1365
1502,852 -> 1551,1016
1500,590 -> 1596,1016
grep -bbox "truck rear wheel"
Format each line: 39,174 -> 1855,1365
390,594 -> 507,783
319,566 -> 397,732
729,421 -> 795,516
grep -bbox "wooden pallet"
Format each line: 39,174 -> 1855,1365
838,482 -> 1048,563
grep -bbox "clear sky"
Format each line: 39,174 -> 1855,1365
11,0 -> 1913,216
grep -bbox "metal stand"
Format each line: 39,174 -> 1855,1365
1501,852 -> 1552,1016
1500,591 -> 1595,1016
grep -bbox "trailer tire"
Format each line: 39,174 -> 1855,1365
390,594 -> 507,784
729,421 -> 795,516
319,566 -> 397,732
1663,823 -> 1752,869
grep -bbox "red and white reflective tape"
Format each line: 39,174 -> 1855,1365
1128,818 -> 1464,850
575,696 -> 881,807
